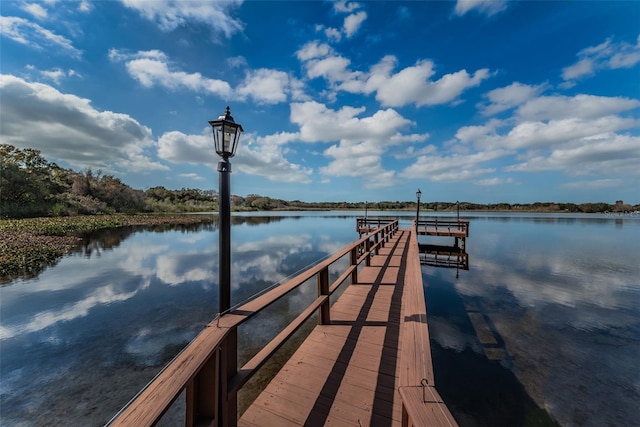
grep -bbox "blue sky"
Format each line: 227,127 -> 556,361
1,0 -> 639,204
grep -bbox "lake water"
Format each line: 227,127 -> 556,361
1,212 -> 638,426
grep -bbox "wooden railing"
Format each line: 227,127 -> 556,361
416,218 -> 469,237
108,220 -> 399,427
356,216 -> 397,233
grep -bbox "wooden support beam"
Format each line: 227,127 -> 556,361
317,267 -> 330,325
186,348 -> 219,426
220,329 -> 238,427
350,247 -> 358,285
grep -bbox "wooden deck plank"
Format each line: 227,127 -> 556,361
239,229 -> 457,427
371,255 -> 401,267
273,360 -> 394,401
399,387 -> 458,427
238,405 -> 303,427
255,353 -> 399,426
357,266 -> 382,283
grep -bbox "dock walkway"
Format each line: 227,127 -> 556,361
239,229 -> 456,426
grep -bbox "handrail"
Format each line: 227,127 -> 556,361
416,218 -> 469,237
356,216 -> 396,233
108,220 -> 399,427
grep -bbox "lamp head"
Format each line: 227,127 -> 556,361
209,106 -> 244,158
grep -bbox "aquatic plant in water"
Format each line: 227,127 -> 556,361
0,215 -> 214,283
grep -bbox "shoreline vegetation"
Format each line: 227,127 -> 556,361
0,214 -> 215,283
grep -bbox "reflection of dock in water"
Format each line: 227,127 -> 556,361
464,300 -> 510,362
419,243 -> 469,271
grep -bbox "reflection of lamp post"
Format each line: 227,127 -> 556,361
416,189 -> 422,227
209,106 -> 243,314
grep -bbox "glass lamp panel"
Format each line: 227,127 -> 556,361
212,123 -> 223,155
222,123 -> 241,157
223,127 -> 231,154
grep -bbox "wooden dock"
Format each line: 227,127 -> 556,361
109,220 -> 458,427
415,219 -> 469,250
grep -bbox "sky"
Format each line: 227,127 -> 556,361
1,0 -> 639,204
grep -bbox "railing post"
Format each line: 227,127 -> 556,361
186,348 -> 219,426
317,267 -> 330,325
365,237 -> 371,267
374,232 -> 379,255
220,329 -> 238,427
350,246 -> 358,284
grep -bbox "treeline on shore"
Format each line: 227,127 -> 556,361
1,144 -> 217,218
237,197 -> 638,214
1,144 -> 637,219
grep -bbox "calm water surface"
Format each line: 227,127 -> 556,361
1,212 -> 638,426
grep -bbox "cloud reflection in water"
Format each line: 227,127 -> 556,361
425,215 -> 640,427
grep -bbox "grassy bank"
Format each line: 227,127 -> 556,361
0,214 -> 214,283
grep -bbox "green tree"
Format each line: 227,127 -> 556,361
0,144 -> 57,217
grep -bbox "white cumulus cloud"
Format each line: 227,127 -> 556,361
506,133 -> 640,176
370,58 -> 491,107
111,49 -> 305,103
0,16 -> 81,57
237,69 -> 307,104
402,149 -> 503,182
0,74 -> 167,173
109,49 -> 233,97
119,0 -> 244,37
333,0 -> 361,13
290,101 -> 428,186
440,90 -> 640,185
22,3 -> 48,19
515,94 -> 640,122
454,0 -> 509,17
479,82 -> 547,116
297,48 -> 491,107
26,65 -> 80,85
343,11 -> 367,38
157,129 -> 313,183
561,35 -> 640,86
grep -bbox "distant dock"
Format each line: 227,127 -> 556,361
415,218 -> 469,250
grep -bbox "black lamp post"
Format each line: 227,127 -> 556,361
416,189 -> 422,228
209,106 -> 243,314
